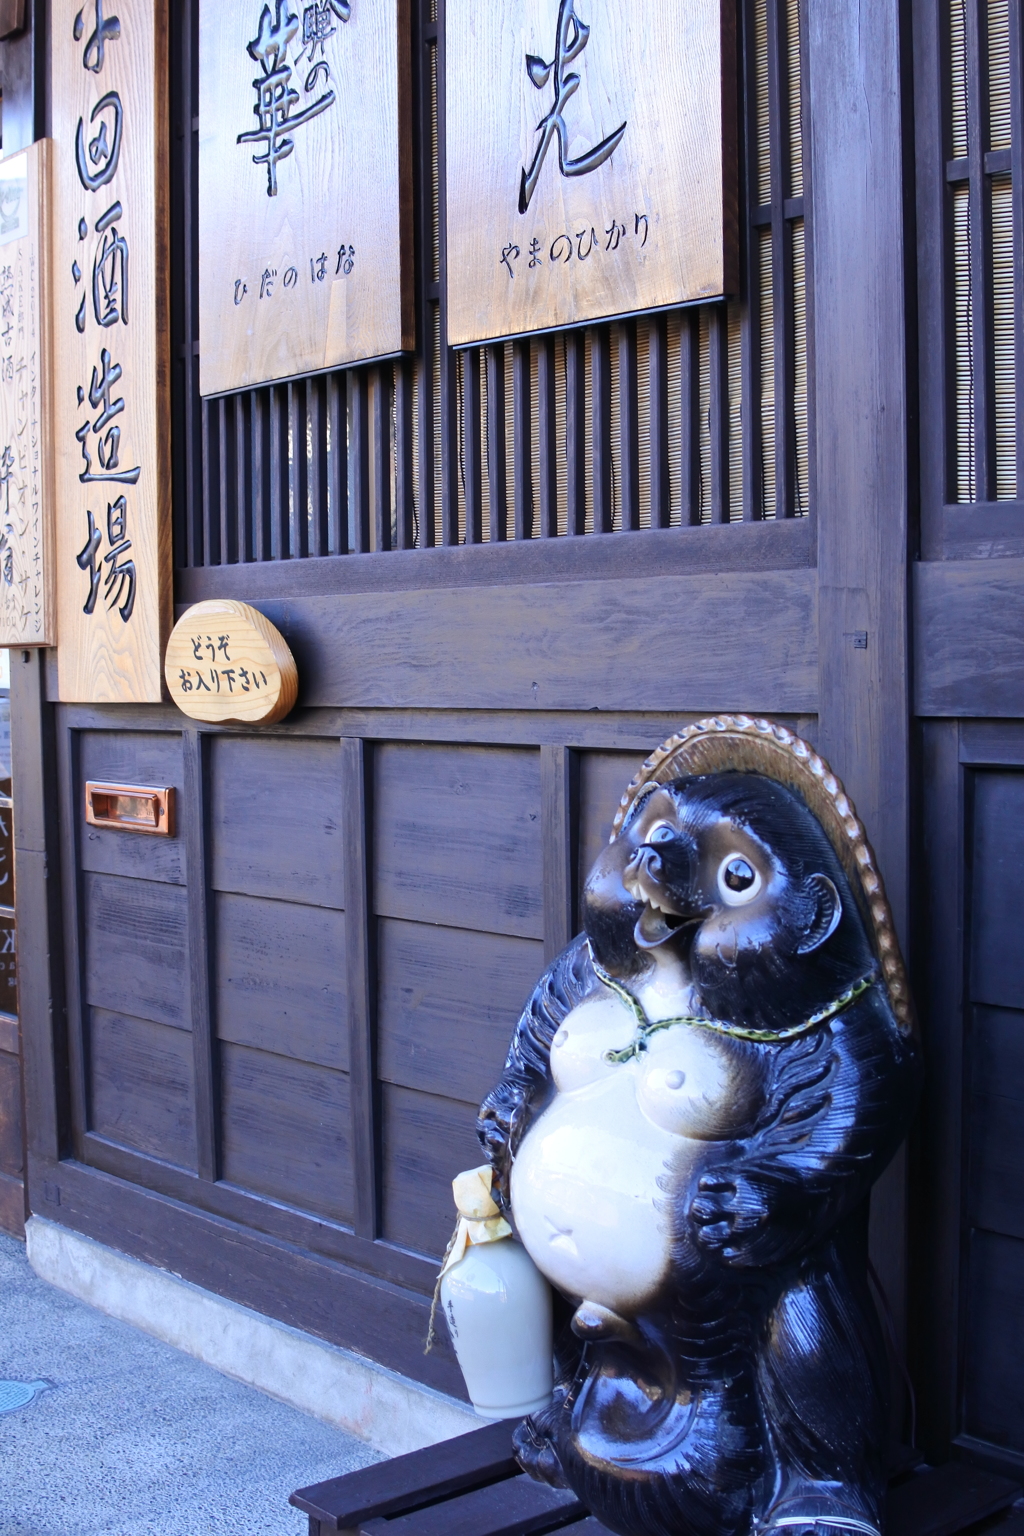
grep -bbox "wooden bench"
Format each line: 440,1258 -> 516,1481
291,1421 -> 1023,1536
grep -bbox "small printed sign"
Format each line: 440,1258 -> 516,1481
0,141 -> 55,648
198,0 -> 413,396
445,0 -> 738,347
165,599 -> 298,726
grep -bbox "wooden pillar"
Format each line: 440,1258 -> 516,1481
807,0 -> 911,1348
10,650 -> 67,1195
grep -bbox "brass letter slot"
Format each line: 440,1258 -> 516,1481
85,782 -> 176,837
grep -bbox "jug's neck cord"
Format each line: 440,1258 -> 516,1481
588,949 -> 878,1062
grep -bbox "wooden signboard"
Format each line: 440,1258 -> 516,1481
165,599 -> 298,726
52,0 -> 171,703
198,0 -> 413,397
445,0 -> 738,347
0,141 -> 55,648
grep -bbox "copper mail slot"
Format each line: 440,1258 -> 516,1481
85,782 -> 176,837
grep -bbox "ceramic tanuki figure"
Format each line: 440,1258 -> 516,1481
477,717 -> 920,1536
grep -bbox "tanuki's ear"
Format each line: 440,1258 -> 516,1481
795,874 -> 842,954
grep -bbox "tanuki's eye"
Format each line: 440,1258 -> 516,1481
717,855 -> 762,905
724,858 -> 754,890
647,823 -> 675,845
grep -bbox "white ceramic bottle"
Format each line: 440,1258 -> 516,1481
439,1164 -> 554,1421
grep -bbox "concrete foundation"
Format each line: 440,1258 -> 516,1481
25,1215 -> 477,1457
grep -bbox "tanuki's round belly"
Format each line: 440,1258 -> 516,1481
511,1072 -> 698,1316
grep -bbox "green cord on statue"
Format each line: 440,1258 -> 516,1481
588,954 -> 879,1062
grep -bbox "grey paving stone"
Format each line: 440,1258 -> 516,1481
0,1231 -> 382,1535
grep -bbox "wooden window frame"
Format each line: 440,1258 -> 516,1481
915,0 -> 1024,558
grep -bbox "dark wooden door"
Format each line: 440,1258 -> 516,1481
11,0 -> 914,1402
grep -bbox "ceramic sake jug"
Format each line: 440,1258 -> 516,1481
439,1165 -> 553,1421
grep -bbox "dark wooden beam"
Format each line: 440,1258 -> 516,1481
183,729 -> 218,1182
541,745 -> 577,964
341,737 -> 379,1241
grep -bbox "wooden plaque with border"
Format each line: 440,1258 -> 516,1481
52,0 -> 171,703
445,0 -> 738,347
198,0 -> 413,398
0,140 -> 55,648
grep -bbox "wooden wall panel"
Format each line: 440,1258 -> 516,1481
219,1041 -> 352,1223
209,735 -> 344,907
374,743 -> 543,939
971,772 -> 1024,1008
577,749 -> 647,893
969,1005 -> 1024,1241
915,561 -> 1024,718
83,871 -> 187,1028
79,730 -> 185,884
381,1083 -> 481,1259
214,891 -> 348,1072
956,763 -> 1024,1462
240,570 -> 819,714
377,918 -> 541,1104
88,1006 -> 196,1170
0,1047 -> 22,1175
964,1230 -> 1024,1454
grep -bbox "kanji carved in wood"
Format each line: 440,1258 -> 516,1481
445,0 -> 738,347
475,717 -> 920,1536
198,0 -> 413,396
52,0 -> 171,703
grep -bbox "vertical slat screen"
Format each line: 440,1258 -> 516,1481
748,0 -> 808,522
947,0 -> 1021,503
173,0 -> 813,567
954,184 -> 976,501
792,220 -> 809,514
759,230 -> 776,517
698,310 -> 712,521
728,304 -> 745,519
992,174 -> 1016,496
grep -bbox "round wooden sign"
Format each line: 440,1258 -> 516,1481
164,600 -> 298,726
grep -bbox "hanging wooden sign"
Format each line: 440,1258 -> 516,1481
52,0 -> 171,703
164,599 -> 298,726
197,0 -> 413,398
445,0 -> 738,347
0,141 -> 55,648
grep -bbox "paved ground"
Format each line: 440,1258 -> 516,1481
0,1231 -> 381,1535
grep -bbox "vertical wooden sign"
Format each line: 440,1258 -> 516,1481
198,0 -> 413,397
0,141 -> 55,648
445,0 -> 738,347
53,0 -> 170,703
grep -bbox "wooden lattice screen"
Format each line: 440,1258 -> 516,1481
170,0 -> 811,568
